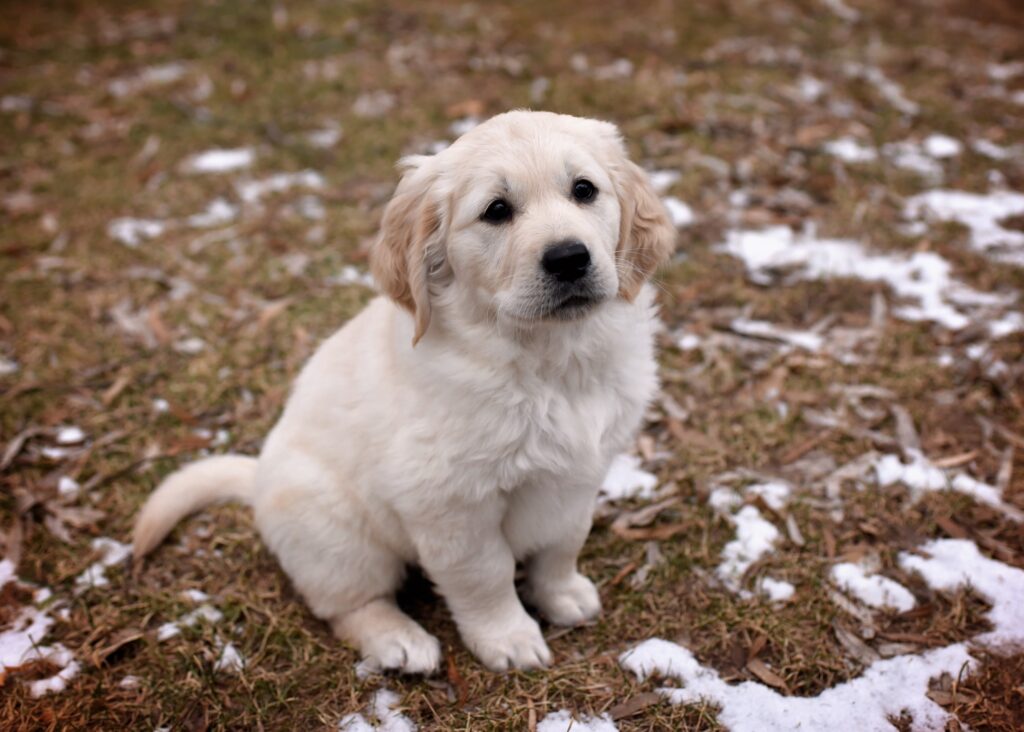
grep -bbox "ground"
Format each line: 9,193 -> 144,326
2,0 -> 1024,730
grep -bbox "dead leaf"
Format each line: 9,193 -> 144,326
446,652 -> 468,707
608,692 -> 663,720
746,658 -> 789,692
90,629 -> 144,667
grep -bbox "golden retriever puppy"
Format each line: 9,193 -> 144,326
134,110 -> 675,673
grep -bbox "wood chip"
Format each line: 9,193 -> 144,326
785,514 -> 805,547
931,450 -> 978,469
833,621 -> 881,665
446,652 -> 468,708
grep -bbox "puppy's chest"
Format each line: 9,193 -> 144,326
458,370 -> 645,490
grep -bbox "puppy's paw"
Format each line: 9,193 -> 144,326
464,614 -> 552,672
360,624 -> 442,675
527,572 -> 602,627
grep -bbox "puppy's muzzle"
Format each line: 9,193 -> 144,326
542,240 -> 591,283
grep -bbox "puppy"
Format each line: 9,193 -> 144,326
134,110 -> 675,673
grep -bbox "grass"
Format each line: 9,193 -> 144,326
2,0 -> 1024,729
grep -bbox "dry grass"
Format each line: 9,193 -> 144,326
2,0 -> 1024,729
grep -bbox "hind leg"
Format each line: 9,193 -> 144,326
253,462 -> 441,674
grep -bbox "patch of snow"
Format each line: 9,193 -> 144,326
758,577 -> 795,602
186,198 -> 238,228
449,117 -> 481,136
1,95 -> 33,113
108,217 -> 166,248
352,91 -> 396,119
719,225 -> 1014,331
824,137 -> 877,163
236,170 -> 325,204
987,61 -> 1024,81
181,589 -> 210,603
57,476 -> 81,499
647,170 -> 682,194
676,331 -> 702,351
744,481 -> 792,511
883,141 -> 944,180
874,450 -> 1022,521
922,134 -> 963,159
108,63 -> 187,98
74,538 -> 131,593
152,398 -> 170,413
662,196 -> 695,227
592,58 -> 634,81
0,559 -> 80,697
214,641 -> 246,673
830,562 -> 916,612
844,63 -> 919,116
988,311 -> 1024,339
600,454 -> 659,502
537,710 -> 619,732
339,688 -> 417,732
0,356 -> 18,376
797,75 -> 827,102
899,539 -> 1024,650
182,148 -> 254,174
716,505 -> 780,592
119,675 -> 141,689
621,637 -> 972,732
328,265 -> 376,289
972,139 -> 1018,160
305,124 -> 343,149
904,189 -> 1024,266
820,0 -> 859,22
173,337 -> 207,355
56,426 -> 85,445
158,603 -> 226,642
730,318 -> 824,352
296,194 -> 326,221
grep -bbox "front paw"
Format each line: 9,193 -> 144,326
527,572 -> 602,627
463,614 -> 552,672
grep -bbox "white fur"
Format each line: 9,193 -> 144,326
134,111 -> 673,674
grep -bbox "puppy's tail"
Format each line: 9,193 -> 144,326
133,455 -> 258,560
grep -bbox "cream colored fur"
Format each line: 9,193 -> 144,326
133,110 -> 675,673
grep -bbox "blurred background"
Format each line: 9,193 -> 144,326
2,1 -> 1024,730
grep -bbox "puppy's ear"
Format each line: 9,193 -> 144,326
615,159 -> 677,301
371,159 -> 444,345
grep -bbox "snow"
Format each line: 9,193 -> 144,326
235,170 -> 325,204
305,124 -> 343,149
57,476 -> 81,499
181,589 -> 210,603
74,538 -> 132,593
0,559 -> 80,697
987,311 -> 1024,339
730,318 -> 824,352
820,0 -> 859,22
449,117 -> 481,136
108,63 -> 187,97
182,148 -> 254,174
719,225 -> 1015,331
883,141 -> 944,180
339,688 -> 417,732
874,450 -> 1022,520
621,637 -> 972,732
972,139 -> 1016,160
758,577 -> 796,602
157,603 -> 225,641
676,331 -> 702,351
108,217 -> 166,247
56,426 -> 85,445
662,196 -> 695,227
844,63 -> 919,116
537,709 -> 619,732
0,356 -> 18,376
716,505 -> 780,592
904,189 -> 1024,266
214,642 -> 246,673
899,539 -> 1024,650
922,134 -> 963,159
797,75 -> 827,102
328,265 -> 376,289
186,198 -> 239,228
830,562 -> 916,612
600,454 -> 659,502
647,169 -> 682,194
824,137 -> 877,164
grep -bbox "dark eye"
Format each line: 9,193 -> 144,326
572,179 -> 597,203
481,198 -> 513,223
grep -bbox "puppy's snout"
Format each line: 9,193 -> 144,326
542,240 -> 591,283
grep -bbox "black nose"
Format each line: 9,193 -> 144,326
542,240 -> 591,283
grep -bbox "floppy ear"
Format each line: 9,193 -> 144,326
370,159 -> 444,345
614,159 -> 677,300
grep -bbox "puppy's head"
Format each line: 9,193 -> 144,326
371,111 -> 676,343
